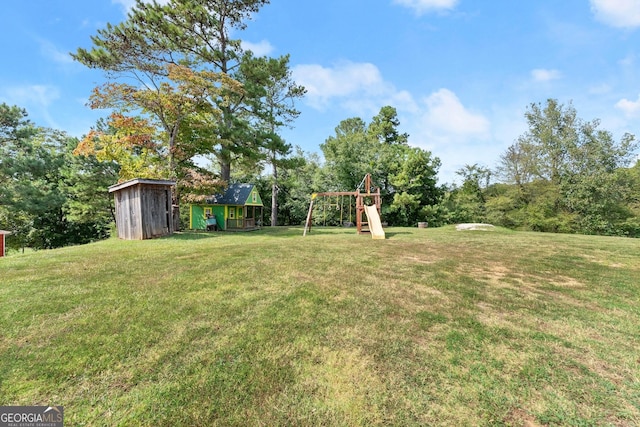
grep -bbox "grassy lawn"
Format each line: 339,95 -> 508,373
1,226 -> 639,426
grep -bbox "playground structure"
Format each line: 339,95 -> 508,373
303,174 -> 385,239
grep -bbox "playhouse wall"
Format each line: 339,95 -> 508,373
213,206 -> 226,229
191,205 -> 226,230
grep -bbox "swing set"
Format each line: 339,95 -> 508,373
303,173 -> 384,238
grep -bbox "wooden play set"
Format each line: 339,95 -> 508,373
303,173 -> 385,239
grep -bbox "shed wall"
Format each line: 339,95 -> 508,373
113,183 -> 173,240
141,185 -> 173,238
114,185 -> 142,240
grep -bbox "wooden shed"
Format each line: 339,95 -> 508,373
0,230 -> 10,257
109,178 -> 176,240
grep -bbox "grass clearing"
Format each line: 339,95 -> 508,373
1,226 -> 639,425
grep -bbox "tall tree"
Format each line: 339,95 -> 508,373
321,117 -> 371,191
73,0 -> 270,183
492,99 -> 638,235
366,106 -> 410,206
321,106 -> 441,226
524,99 -> 578,186
496,139 -> 536,191
368,105 -> 409,146
240,54 -> 305,226
0,105 -> 112,249
388,147 -> 441,225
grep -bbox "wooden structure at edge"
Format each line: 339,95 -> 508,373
304,174 -> 382,236
0,230 -> 10,257
109,178 -> 176,240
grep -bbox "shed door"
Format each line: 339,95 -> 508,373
143,187 -> 172,238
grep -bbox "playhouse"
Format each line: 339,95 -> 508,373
190,183 -> 263,231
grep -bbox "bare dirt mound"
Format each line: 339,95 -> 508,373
455,223 -> 495,231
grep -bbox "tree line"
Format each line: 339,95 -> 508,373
432,100 -> 640,237
250,100 -> 640,239
2,0 -> 639,251
0,105 -> 116,251
3,96 -> 640,252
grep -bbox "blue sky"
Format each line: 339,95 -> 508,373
2,0 -> 640,184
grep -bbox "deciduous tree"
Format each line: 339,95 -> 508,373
73,0 -> 270,183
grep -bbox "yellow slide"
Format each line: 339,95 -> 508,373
364,205 -> 386,240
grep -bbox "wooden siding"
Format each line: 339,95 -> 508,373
112,181 -> 174,240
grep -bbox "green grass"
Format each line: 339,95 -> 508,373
1,226 -> 639,426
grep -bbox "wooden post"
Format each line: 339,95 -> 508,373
303,196 -> 315,236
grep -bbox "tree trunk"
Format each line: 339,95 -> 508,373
271,185 -> 278,226
271,162 -> 278,226
220,161 -> 231,182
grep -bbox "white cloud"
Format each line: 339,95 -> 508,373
37,38 -> 74,65
112,0 -> 169,14
404,89 -> 493,183
293,62 -> 383,100
291,61 -> 493,184
417,88 -> 490,139
393,0 -> 459,15
1,85 -> 61,128
588,83 -> 612,95
292,61 -> 398,111
531,68 -> 562,82
3,85 -> 60,108
590,0 -> 640,28
241,40 -> 275,57
112,0 -> 136,13
615,94 -> 640,116
619,53 -> 636,67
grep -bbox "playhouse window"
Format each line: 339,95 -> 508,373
252,192 -> 257,203
204,207 -> 212,216
229,208 -> 235,219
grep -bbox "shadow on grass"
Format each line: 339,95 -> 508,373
166,231 -> 220,240
302,226 -> 360,236
168,227 -> 309,240
165,227 -> 423,241
384,231 -> 412,238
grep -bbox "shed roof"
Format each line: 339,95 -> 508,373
109,178 -> 176,193
206,183 -> 263,206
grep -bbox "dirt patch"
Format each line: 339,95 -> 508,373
459,263 -> 526,289
547,275 -> 585,289
505,408 -> 542,427
456,223 -> 495,231
402,255 -> 437,264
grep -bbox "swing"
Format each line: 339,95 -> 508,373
307,193 -> 357,229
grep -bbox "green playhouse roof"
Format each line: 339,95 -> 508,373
205,184 -> 262,206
